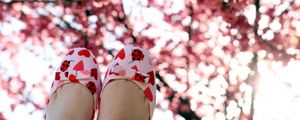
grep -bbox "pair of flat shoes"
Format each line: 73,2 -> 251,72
47,45 -> 156,119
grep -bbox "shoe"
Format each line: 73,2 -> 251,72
46,48 -> 102,119
102,44 -> 156,119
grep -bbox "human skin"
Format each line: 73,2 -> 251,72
98,79 -> 149,120
45,79 -> 149,120
45,83 -> 94,120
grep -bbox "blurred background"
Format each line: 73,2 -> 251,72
1,0 -> 300,120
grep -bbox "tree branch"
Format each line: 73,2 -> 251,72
116,1 -> 137,43
186,0 -> 194,89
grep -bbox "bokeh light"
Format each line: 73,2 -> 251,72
1,0 -> 300,120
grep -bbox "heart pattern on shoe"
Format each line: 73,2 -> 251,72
91,68 -> 98,80
67,49 -> 74,56
78,49 -> 91,57
144,87 -> 153,102
69,74 -> 79,83
147,71 -> 155,85
115,48 -> 125,60
73,60 -> 84,71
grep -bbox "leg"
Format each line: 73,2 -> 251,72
98,79 -> 149,120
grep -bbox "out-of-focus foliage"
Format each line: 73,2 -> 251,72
1,0 -> 300,120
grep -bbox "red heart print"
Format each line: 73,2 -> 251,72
134,73 -> 145,82
144,87 -> 153,102
131,65 -> 138,71
78,49 -> 91,57
73,60 -> 84,71
69,74 -> 79,82
147,71 -> 155,85
91,68 -> 98,80
55,72 -> 60,80
115,49 -> 125,60
67,49 -> 74,56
